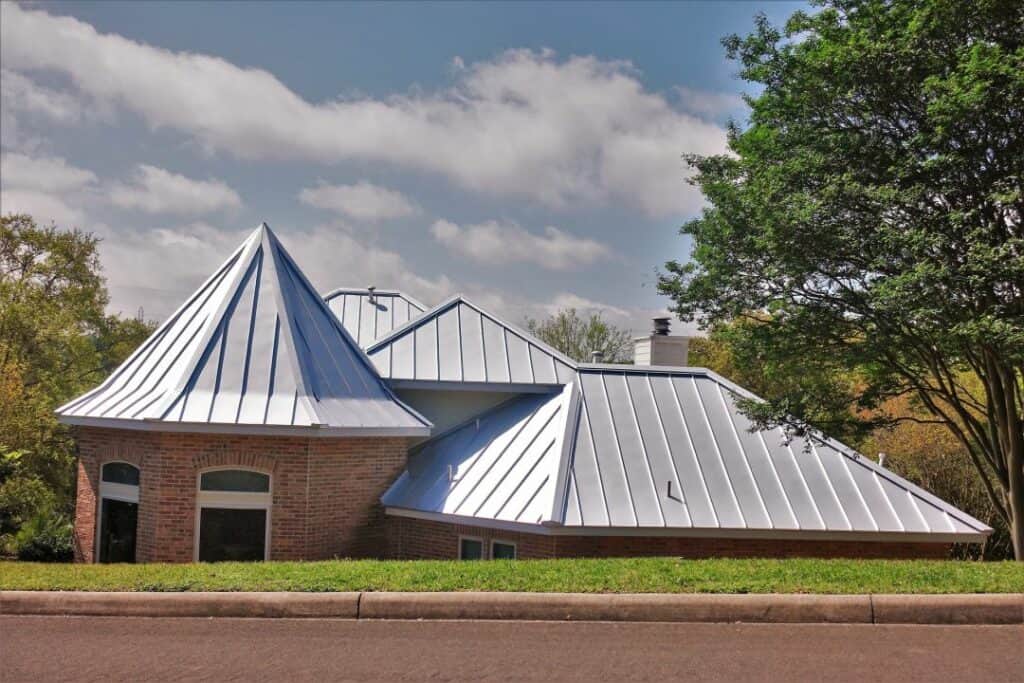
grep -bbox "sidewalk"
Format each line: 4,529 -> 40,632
2,590 -> 1021,624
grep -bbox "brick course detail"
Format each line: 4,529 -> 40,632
387,517 -> 952,560
74,427 -> 410,563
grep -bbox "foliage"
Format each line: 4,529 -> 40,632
1,557 -> 1021,594
525,308 -> 632,363
0,214 -> 154,549
0,466 -> 56,537
12,509 -> 74,562
864,394 -> 1012,560
689,318 -> 868,444
660,1 -> 1024,557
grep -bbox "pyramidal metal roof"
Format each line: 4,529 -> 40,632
366,295 -> 578,386
57,224 -> 431,437
324,287 -> 428,348
384,366 -> 991,543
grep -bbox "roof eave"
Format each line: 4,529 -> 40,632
57,414 -> 431,438
383,507 -> 990,543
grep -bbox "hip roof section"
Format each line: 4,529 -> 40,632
324,287 -> 428,348
57,224 -> 431,437
366,295 -> 577,387
383,366 -> 991,542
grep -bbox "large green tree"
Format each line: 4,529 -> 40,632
526,308 -> 632,363
0,214 -> 153,541
660,1 -> 1024,557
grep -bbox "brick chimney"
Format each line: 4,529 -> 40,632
633,317 -> 689,367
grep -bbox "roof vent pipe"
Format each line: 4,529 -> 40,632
591,350 -> 604,363
653,317 -> 671,336
878,452 -> 887,467
367,285 -> 376,304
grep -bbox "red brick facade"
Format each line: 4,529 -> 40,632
73,425 -> 952,563
74,427 -> 410,563
387,517 -> 952,560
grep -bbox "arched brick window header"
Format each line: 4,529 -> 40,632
192,451 -> 277,474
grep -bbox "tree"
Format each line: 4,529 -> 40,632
863,394 -> 1012,559
689,317 -> 868,445
659,1 -> 1024,557
0,214 -> 154,546
525,308 -> 633,363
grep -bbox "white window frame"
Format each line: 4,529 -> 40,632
490,539 -> 517,560
458,535 -> 484,560
194,467 -> 272,562
95,461 -> 140,563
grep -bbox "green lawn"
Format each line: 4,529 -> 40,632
1,558 -> 1022,593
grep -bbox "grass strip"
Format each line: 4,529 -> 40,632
2,558 -> 1022,594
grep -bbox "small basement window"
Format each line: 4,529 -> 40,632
491,540 -> 517,560
459,536 -> 483,560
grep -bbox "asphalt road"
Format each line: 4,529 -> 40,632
2,616 -> 1021,682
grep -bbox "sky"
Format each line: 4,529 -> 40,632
0,0 -> 806,335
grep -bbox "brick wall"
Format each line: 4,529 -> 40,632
74,427 -> 410,563
387,517 -> 952,560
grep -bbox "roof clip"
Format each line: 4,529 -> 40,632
667,480 -> 676,500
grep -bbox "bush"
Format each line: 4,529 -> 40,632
0,472 -> 57,537
13,510 -> 74,562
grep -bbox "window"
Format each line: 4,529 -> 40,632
195,469 -> 271,562
102,462 -> 140,486
97,462 -> 140,563
491,540 -> 517,560
200,469 -> 269,493
459,536 -> 483,560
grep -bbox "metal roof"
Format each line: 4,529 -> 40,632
382,384 -> 576,525
366,295 -> 578,387
324,287 -> 428,348
57,224 -> 431,437
384,366 -> 991,542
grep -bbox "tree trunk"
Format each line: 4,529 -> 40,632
1009,446 -> 1024,561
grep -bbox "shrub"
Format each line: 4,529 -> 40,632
13,510 -> 74,562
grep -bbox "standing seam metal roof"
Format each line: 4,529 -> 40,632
324,288 -> 428,348
57,224 -> 431,436
366,295 -> 578,385
383,366 -> 991,541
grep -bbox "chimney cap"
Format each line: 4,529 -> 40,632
652,317 -> 671,336
590,350 -> 604,363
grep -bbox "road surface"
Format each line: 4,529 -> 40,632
2,616 -> 1021,681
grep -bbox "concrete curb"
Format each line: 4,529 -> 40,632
0,591 -> 360,619
2,591 -> 1021,624
358,592 -> 874,623
871,594 -> 1024,625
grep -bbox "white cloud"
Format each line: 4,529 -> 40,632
108,164 -> 242,215
95,220 -> 455,320
1,3 -> 727,217
0,69 -> 86,124
0,152 -> 98,225
298,181 -> 419,221
0,187 -> 87,225
430,218 -> 610,270
1,152 -> 98,192
675,86 -> 746,118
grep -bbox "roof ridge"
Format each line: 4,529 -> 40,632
266,228 -> 432,430
323,286 -> 428,312
366,293 -> 579,369
148,224 -> 267,420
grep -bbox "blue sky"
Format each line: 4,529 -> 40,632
1,1 -> 806,333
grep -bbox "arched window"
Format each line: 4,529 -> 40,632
97,462 -> 139,563
195,468 -> 272,562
